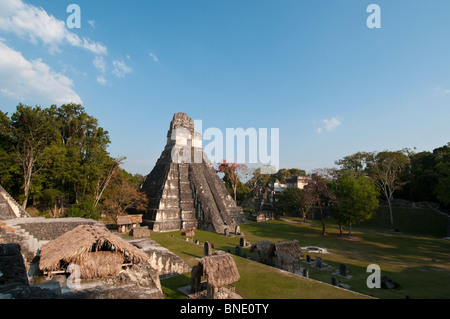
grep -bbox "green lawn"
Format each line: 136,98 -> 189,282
153,229 -> 368,299
152,216 -> 450,299
362,206 -> 449,237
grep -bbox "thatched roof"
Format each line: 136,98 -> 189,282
129,214 -> 143,224
39,225 -> 149,272
196,253 -> 240,287
250,240 -> 273,256
116,214 -> 142,226
268,240 -> 304,260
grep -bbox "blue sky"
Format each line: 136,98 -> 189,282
0,0 -> 449,175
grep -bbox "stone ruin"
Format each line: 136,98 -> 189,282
141,112 -> 246,233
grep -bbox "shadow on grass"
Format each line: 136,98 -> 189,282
160,273 -> 191,299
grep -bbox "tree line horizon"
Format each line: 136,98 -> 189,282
1,104 -> 449,231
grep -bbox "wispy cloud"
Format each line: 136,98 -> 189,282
149,52 -> 159,62
96,75 -> 107,86
316,116 -> 342,134
112,59 -> 132,78
0,40 -> 82,104
93,56 -> 107,73
435,86 -> 450,96
0,0 -> 107,54
87,20 -> 95,29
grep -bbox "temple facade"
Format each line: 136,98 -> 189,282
141,113 -> 246,233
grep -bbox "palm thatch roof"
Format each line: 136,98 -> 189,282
195,253 -> 240,287
268,240 -> 304,262
39,225 -> 149,275
129,214 -> 143,224
116,214 -> 142,226
116,215 -> 132,225
250,240 -> 273,256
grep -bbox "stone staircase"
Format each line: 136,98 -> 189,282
0,220 -> 42,267
178,164 -> 197,230
0,184 -> 30,219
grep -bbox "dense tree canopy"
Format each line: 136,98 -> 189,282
0,104 -> 144,220
330,170 -> 379,236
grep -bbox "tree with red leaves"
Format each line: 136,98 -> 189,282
217,160 -> 247,202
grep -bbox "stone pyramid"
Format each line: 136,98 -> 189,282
141,113 -> 245,233
0,184 -> 30,220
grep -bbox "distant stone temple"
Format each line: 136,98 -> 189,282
286,176 -> 311,190
141,113 -> 246,233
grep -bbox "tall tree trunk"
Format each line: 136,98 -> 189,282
21,156 -> 33,209
302,209 -> 307,223
387,196 -> 394,228
319,205 -> 326,235
339,220 -> 343,237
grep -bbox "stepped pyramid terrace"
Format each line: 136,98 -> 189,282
141,112 -> 246,233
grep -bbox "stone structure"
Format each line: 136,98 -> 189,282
0,243 -> 29,286
0,184 -> 30,220
123,238 -> 190,277
286,176 -> 311,190
141,113 -> 245,233
0,217 -> 105,266
0,243 -> 60,299
116,214 -> 143,234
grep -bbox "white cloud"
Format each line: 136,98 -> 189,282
316,116 -> 342,134
323,117 -> 342,131
96,75 -> 107,86
0,40 -> 82,104
0,0 -> 107,54
87,20 -> 95,29
93,56 -> 107,73
149,52 -> 159,62
112,59 -> 132,78
435,86 -> 450,96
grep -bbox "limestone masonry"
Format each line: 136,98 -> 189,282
141,112 -> 246,233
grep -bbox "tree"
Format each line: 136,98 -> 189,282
335,152 -> 372,176
245,167 -> 272,190
307,171 -> 331,235
434,143 -> 450,207
366,151 -> 409,228
300,188 -> 315,223
407,151 -> 438,202
0,111 -> 21,193
331,171 -> 379,236
270,168 -> 306,184
101,169 -> 148,223
52,103 -> 111,204
10,104 -> 57,208
217,160 -> 247,202
275,188 -> 303,216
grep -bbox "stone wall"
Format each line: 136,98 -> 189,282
12,217 -> 105,241
127,238 -> 190,277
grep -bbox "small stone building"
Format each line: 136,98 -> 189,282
116,214 -> 143,233
191,253 -> 240,299
250,240 -> 304,272
268,240 -> 304,272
